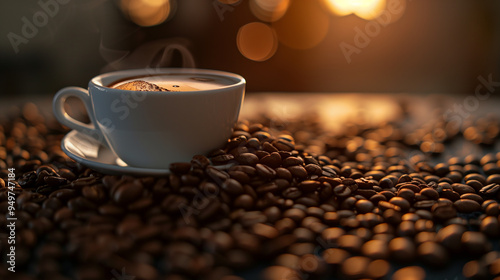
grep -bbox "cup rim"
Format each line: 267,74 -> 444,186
90,68 -> 246,94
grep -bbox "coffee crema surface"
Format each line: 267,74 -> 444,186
108,73 -> 236,92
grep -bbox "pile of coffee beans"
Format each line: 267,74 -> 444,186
0,102 -> 499,280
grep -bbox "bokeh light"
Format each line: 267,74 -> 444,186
272,0 -> 329,50
249,0 -> 290,22
121,0 -> 172,27
322,0 -> 386,20
237,22 -> 278,61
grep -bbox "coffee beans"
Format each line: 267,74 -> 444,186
3,103 -> 500,280
113,181 -> 143,205
221,178 -> 244,195
389,237 -> 416,263
392,266 -> 426,280
454,199 -> 482,213
417,241 -> 449,267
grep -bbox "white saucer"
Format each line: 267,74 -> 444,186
61,130 -> 171,176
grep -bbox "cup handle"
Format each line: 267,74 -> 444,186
53,86 -> 105,143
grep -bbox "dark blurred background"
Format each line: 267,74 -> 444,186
1,0 -> 499,97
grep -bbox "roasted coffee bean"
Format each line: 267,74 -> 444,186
113,181 -> 143,205
466,179 -> 484,192
452,183 -> 476,195
227,170 -> 250,184
256,182 -> 279,194
355,189 -> 377,199
323,212 -> 339,226
48,189 -> 77,201
304,164 -> 322,176
42,197 -> 62,211
321,166 -> 338,177
18,171 -> 37,188
221,178 -> 244,195
454,199 -> 482,213
388,237 -> 416,263
484,163 -> 500,175
273,139 -> 294,152
295,196 -> 319,207
487,174 -> 500,185
341,256 -> 370,279
416,241 -> 449,267
465,173 -> 487,185
415,209 -> 433,220
401,213 -> 419,222
479,183 -> 500,196
379,202 -> 402,214
282,187 -> 302,199
397,188 -> 415,202
370,193 -> 387,205
205,167 -> 230,184
259,152 -> 281,169
337,234 -> 363,254
297,180 -> 321,192
262,141 -> 278,153
355,199 -> 374,214
380,190 -> 396,201
432,201 -> 457,221
261,265 -> 300,280
70,177 -> 98,189
252,223 -> 279,239
397,220 -> 416,237
291,227 -> 314,243
440,189 -> 461,201
191,155 -> 210,169
415,232 -> 437,245
461,231 -> 491,256
333,184 -> 351,198
413,200 -> 436,209
365,259 -> 390,279
211,153 -> 235,165
234,194 -> 254,210
361,239 -> 389,259
462,260 -> 489,280
436,224 -> 466,253
415,219 -> 435,232
255,163 -> 276,179
485,202 -> 500,216
396,183 -> 419,193
68,197 -> 97,211
53,207 -> 73,222
480,216 -> 500,237
392,266 -> 426,280
275,167 -> 292,181
287,165 -> 308,180
98,204 -> 124,216
36,165 -> 58,176
273,179 -> 290,191
281,156 -> 303,167
82,185 -> 105,203
22,201 -> 40,215
236,153 -> 259,166
460,193 -> 483,204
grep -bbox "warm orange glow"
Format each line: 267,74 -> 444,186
323,0 -> 386,20
121,0 -> 172,27
272,0 -> 329,50
237,22 -> 278,61
250,0 -> 290,22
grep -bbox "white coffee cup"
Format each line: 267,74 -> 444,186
53,68 -> 245,169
